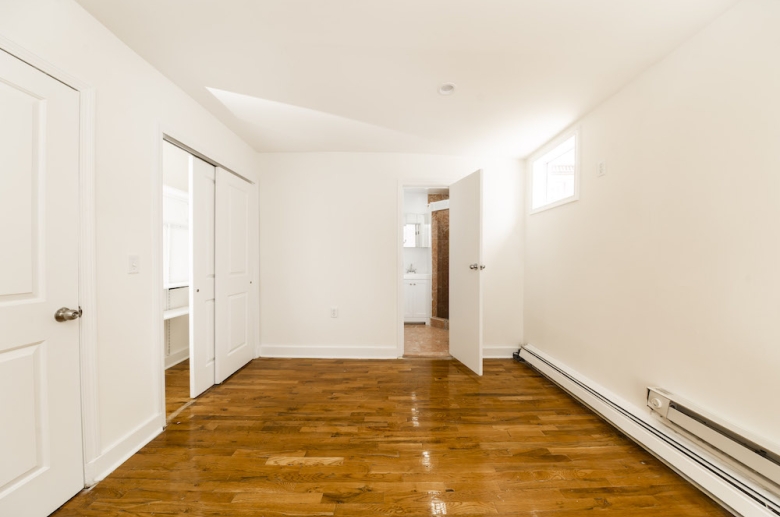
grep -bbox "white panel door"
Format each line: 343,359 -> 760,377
189,156 -> 216,397
0,50 -> 83,515
215,168 -> 255,383
449,170 -> 484,376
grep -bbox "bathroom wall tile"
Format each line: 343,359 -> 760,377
429,193 -> 450,320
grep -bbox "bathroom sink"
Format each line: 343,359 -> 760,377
404,273 -> 431,280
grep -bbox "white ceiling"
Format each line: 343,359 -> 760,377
75,0 -> 739,158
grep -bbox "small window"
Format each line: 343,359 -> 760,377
530,129 -> 579,213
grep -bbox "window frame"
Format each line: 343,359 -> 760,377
528,126 -> 581,215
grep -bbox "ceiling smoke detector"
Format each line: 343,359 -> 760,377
438,83 -> 456,96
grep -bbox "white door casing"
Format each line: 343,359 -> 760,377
0,49 -> 84,515
189,156 -> 216,397
449,170 -> 484,376
215,167 -> 255,383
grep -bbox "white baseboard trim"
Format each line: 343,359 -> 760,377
483,345 -> 519,358
164,348 -> 189,369
83,414 -> 162,486
259,344 -> 400,359
260,344 -> 520,360
520,345 -> 779,517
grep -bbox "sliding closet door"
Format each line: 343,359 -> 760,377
215,167 -> 256,383
189,157 -> 216,397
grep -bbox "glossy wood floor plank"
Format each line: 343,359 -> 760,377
164,359 -> 190,418
53,358 -> 732,516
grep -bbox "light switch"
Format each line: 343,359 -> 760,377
128,254 -> 140,274
597,161 -> 607,177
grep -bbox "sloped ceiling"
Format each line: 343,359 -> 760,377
75,0 -> 739,157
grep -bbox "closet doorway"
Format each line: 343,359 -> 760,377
160,139 -> 257,420
162,141 -> 195,417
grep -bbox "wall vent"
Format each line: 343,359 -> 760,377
518,345 -> 780,516
647,387 -> 780,493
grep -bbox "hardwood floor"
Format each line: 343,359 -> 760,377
165,359 -> 191,419
53,358 -> 730,516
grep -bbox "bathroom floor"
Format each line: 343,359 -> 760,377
403,323 -> 449,357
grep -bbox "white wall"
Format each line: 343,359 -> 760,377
162,141 -> 189,193
258,153 -> 523,358
403,189 -> 431,274
403,248 -> 430,275
524,0 -> 780,444
482,159 -> 525,356
403,189 -> 429,213
0,0 -> 259,479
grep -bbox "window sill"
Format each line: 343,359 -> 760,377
529,195 -> 579,215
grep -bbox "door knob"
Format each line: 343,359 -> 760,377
55,307 -> 82,322
469,263 -> 478,270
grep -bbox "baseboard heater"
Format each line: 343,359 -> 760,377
519,345 -> 780,517
647,388 -> 780,490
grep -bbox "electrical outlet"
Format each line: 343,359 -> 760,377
331,307 -> 339,318
128,254 -> 140,274
597,161 -> 607,177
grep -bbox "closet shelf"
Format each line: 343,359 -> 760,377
163,306 -> 189,320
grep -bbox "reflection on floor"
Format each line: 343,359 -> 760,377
404,323 -> 449,357
53,358 -> 731,517
165,359 -> 190,419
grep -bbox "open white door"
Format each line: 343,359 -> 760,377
215,167 -> 255,383
189,156 -> 216,397
0,50 -> 84,515
449,169 -> 484,376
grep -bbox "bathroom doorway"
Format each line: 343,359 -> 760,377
402,187 -> 450,357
